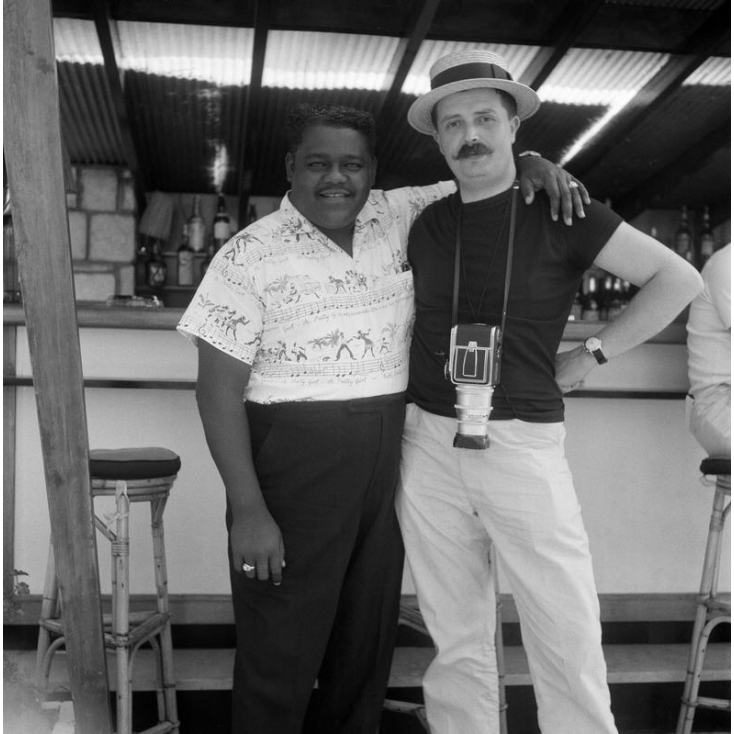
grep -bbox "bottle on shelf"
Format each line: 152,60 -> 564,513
146,240 -> 167,288
177,223 -> 195,286
135,238 -> 151,287
213,193 -> 231,251
673,206 -> 694,264
581,273 -> 600,321
598,274 -> 614,321
187,194 -> 206,253
606,277 -> 624,321
569,284 -> 583,321
201,240 -> 215,280
698,205 -> 715,268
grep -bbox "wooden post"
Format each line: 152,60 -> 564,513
3,1 -> 113,732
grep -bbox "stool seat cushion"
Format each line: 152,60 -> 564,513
90,447 -> 181,480
700,457 -> 731,477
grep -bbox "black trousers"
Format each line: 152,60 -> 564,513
227,394 -> 406,734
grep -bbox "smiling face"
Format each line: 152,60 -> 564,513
432,87 -> 520,201
285,123 -> 376,243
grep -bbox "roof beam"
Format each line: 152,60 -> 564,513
237,0 -> 271,226
566,2 -> 731,179
4,1 -> 112,731
91,0 -> 147,212
374,0 -> 443,131
519,0 -> 603,91
614,121 -> 731,222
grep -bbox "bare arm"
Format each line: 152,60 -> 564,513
556,223 -> 704,391
195,340 -> 284,584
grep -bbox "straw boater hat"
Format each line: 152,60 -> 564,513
407,50 -> 541,135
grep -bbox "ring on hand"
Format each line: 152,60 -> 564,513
242,563 -> 255,573
569,180 -> 580,189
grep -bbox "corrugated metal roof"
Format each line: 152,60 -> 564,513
263,31 -> 401,90
49,7 -> 730,215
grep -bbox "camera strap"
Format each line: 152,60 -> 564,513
451,180 -> 519,355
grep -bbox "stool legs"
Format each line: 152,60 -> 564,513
150,495 -> 178,729
676,475 -> 731,734
35,544 -> 60,692
112,480 -> 133,734
491,543 -> 508,734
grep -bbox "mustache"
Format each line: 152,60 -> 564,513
455,142 -> 492,159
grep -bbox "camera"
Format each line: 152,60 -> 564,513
446,324 -> 501,450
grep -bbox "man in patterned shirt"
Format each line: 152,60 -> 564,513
178,103 -> 586,734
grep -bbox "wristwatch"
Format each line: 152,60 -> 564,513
583,336 -> 608,365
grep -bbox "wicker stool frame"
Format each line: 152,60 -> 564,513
35,476 -> 180,734
676,462 -> 731,734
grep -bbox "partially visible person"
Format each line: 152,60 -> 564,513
686,242 -> 731,457
397,49 -> 704,734
177,102 -> 587,734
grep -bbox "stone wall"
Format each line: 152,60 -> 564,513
67,165 -> 137,302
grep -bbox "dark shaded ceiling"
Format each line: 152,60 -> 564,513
51,0 -> 731,226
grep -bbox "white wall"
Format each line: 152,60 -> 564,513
11,327 -> 730,599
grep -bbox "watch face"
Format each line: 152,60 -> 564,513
585,337 -> 601,352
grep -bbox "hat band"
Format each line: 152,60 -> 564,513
431,62 -> 513,91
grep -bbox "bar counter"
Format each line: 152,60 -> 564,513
4,303 -> 728,609
3,302 -> 690,339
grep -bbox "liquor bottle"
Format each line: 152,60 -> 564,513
698,206 -> 715,267
187,194 -> 206,253
674,206 -> 694,264
213,193 -> 231,251
147,240 -> 167,287
599,274 -> 614,321
135,238 -> 151,287
581,273 -> 600,321
569,284 -> 583,321
200,240 -> 215,280
177,224 -> 195,286
606,277 -> 624,321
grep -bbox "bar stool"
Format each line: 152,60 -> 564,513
35,447 -> 181,734
676,456 -> 731,734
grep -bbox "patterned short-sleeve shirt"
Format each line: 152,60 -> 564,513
177,182 -> 454,403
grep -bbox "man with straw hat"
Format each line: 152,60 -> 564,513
397,49 -> 703,733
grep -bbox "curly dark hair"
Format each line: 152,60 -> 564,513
285,103 -> 377,157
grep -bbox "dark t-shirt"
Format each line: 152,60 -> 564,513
407,187 -> 622,422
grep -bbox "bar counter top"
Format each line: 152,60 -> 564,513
3,302 -> 688,343
7,301 -> 719,603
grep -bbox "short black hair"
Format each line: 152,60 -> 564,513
430,88 -> 518,129
285,103 -> 377,157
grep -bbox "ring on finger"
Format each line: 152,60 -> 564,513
569,180 -> 580,189
242,563 -> 255,573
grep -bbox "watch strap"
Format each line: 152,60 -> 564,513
584,337 -> 608,365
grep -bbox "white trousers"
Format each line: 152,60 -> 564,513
396,404 -> 618,734
686,386 -> 731,458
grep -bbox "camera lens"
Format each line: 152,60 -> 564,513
453,385 -> 493,450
